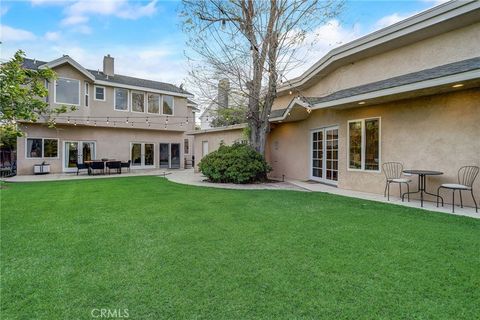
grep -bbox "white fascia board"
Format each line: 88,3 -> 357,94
310,69 -> 480,110
39,56 -> 95,81
94,80 -> 193,98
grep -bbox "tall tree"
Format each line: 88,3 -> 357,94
182,0 -> 343,154
0,50 -> 70,140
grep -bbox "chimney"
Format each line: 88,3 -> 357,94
217,79 -> 229,108
103,54 -> 114,76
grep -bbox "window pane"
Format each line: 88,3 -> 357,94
131,144 -> 141,165
145,144 -> 154,166
349,121 -> 362,169
184,139 -> 189,154
132,92 -> 145,112
365,119 -> 380,170
56,78 -> 80,105
162,95 -> 173,115
147,93 -> 160,114
85,82 -> 89,107
44,139 -> 58,158
115,88 -> 128,110
95,87 -> 105,100
27,138 -> 42,158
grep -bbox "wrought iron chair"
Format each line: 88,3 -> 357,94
90,161 -> 105,175
437,166 -> 479,213
121,160 -> 131,173
76,162 -> 88,175
382,162 -> 411,201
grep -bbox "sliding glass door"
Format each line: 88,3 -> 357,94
130,143 -> 155,168
159,143 -> 181,169
311,127 -> 338,184
63,141 -> 96,172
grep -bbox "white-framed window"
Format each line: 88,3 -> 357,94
131,91 -> 145,113
347,117 -> 381,172
114,88 -> 129,111
44,80 -> 49,103
162,95 -> 174,115
54,77 -> 80,106
84,82 -> 89,107
94,86 -> 106,101
25,138 -> 59,159
147,93 -> 160,114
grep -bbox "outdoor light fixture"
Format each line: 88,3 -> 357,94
289,90 -> 293,95
358,101 -> 366,105
452,83 -> 464,88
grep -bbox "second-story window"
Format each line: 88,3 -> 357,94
147,93 -> 160,114
55,77 -> 80,106
114,88 -> 129,111
85,82 -> 89,107
162,95 -> 174,115
131,91 -> 145,112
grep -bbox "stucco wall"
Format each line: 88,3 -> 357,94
17,124 -> 188,175
46,64 -> 195,132
272,22 -> 480,111
191,128 -> 245,172
267,88 -> 480,207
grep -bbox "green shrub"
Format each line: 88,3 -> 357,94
199,142 -> 271,184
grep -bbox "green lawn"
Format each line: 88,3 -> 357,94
1,177 -> 479,319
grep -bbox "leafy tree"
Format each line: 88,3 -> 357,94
211,105 -> 248,127
182,0 -> 343,155
0,50 -> 70,140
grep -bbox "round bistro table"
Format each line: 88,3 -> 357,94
402,170 -> 444,207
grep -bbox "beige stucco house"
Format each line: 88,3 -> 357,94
17,55 -> 198,175
191,1 -> 480,206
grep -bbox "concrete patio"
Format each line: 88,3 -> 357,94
3,169 -> 478,219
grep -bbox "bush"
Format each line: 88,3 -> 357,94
199,143 -> 271,184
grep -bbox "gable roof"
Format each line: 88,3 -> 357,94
270,56 -> 480,122
278,0 -> 480,95
22,57 -> 191,96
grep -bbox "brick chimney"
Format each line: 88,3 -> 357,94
217,79 -> 229,108
103,54 -> 114,77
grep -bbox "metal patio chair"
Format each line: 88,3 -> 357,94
382,162 -> 411,201
437,166 -> 479,213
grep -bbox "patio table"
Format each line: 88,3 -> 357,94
402,170 -> 444,207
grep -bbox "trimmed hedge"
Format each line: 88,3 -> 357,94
199,143 -> 271,184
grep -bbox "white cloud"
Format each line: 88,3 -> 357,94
0,24 -> 36,42
60,0 -> 158,27
61,15 -> 89,26
44,31 -> 61,41
286,19 -> 363,78
375,12 -> 416,30
71,25 -> 92,35
421,0 -> 450,7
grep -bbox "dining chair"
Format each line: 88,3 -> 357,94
76,162 -> 88,176
382,162 -> 411,201
437,166 -> 479,213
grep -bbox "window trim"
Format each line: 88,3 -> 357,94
54,77 -> 81,106
147,93 -> 161,115
94,85 -> 106,101
130,90 -> 146,113
84,81 -> 89,107
184,138 -> 189,154
25,137 -> 60,159
114,87 -> 129,112
161,95 -> 175,116
347,117 -> 381,173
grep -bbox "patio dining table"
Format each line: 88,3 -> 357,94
402,169 -> 444,207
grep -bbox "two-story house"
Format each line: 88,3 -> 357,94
17,55 -> 198,174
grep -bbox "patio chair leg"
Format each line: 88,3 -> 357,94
406,183 -> 410,202
459,190 -> 463,208
471,190 -> 478,213
387,182 -> 390,201
384,182 -> 388,197
437,186 -> 444,207
452,189 -> 455,213
399,183 -> 402,200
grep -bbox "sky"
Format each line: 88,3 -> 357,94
0,0 -> 448,90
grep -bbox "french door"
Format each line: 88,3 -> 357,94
63,141 -> 96,172
131,143 -> 155,168
311,126 -> 338,184
159,143 -> 181,169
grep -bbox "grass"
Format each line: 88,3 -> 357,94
1,176 -> 479,319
